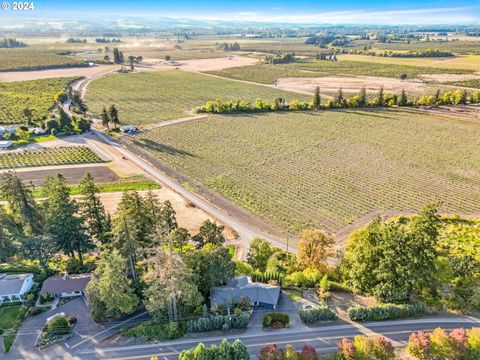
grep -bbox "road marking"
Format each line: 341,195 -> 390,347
69,311 -> 148,350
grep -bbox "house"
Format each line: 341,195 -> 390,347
211,276 -> 281,309
0,273 -> 34,304
40,274 -> 92,298
120,125 -> 138,133
0,140 -> 13,149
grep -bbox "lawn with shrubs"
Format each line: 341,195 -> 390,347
262,312 -> 289,329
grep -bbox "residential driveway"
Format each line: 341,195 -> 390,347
245,293 -> 307,336
6,297 -> 101,359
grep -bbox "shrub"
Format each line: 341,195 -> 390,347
28,307 -> 42,316
299,306 -> 337,324
186,313 -> 250,333
122,320 -> 185,341
179,339 -> 249,360
284,268 -> 323,289
258,344 -> 319,360
47,316 -> 69,337
67,316 -> 77,325
262,312 -> 289,328
347,303 -> 427,322
406,327 -> 480,360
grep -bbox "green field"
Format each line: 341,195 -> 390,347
0,48 -> 86,72
0,146 -> 105,169
85,70 -> 310,124
124,109 -> 480,235
446,79 -> 480,89
371,41 -> 480,54
208,59 -> 472,84
0,77 -> 76,124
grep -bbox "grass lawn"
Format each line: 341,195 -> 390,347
125,109 -> 480,235
285,289 -> 303,301
29,179 -> 161,198
0,305 -> 21,352
207,59 -> 472,84
84,70 -> 310,125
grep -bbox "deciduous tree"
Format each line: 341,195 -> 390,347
297,229 -> 333,271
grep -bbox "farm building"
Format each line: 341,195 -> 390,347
40,274 -> 92,298
211,276 -> 280,309
0,273 -> 34,304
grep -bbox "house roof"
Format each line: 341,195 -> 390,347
40,274 -> 92,295
0,274 -> 32,296
211,276 -> 280,308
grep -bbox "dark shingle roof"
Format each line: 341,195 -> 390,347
40,274 -> 91,295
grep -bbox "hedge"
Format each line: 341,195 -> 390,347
121,320 -> 185,341
263,312 -> 289,327
299,306 -> 337,324
347,303 -> 427,322
186,313 -> 250,333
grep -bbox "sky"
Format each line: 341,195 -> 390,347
2,0 -> 480,25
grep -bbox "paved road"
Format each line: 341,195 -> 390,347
73,316 -> 480,359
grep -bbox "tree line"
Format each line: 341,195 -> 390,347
195,87 -> 480,114
0,37 -> 26,48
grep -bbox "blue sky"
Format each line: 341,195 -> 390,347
4,0 -> 480,24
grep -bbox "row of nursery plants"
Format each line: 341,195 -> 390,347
299,306 -> 337,324
186,313 -> 250,333
0,146 -> 104,169
347,303 -> 427,322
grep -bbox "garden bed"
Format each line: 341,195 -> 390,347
37,314 -> 77,349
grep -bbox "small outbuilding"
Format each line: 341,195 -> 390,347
40,274 -> 92,298
0,273 -> 34,304
211,276 -> 281,309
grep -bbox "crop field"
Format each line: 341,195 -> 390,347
446,79 -> 480,89
85,70 -> 310,124
0,146 -> 105,169
338,54 -> 480,72
124,109 -> 480,235
0,77 -> 76,123
371,41 -> 480,54
0,48 -> 86,71
207,60 -> 472,84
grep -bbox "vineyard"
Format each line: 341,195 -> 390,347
0,146 -> 105,169
124,109 -> 480,235
0,48 -> 86,71
207,60 -> 473,84
85,70 -> 309,125
0,77 -> 76,124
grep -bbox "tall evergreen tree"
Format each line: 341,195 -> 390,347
108,105 -> 120,129
358,87 -> 367,107
398,89 -> 408,106
1,172 -> 43,236
113,191 -> 152,272
334,88 -> 345,108
313,86 -> 321,109
101,107 -> 110,129
42,174 -> 92,263
78,172 -> 111,244
86,249 -> 138,321
434,89 -> 441,106
377,86 -> 385,106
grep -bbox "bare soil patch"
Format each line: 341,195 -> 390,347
178,56 -> 258,72
0,65 -> 118,82
99,189 -> 213,235
276,76 -> 426,94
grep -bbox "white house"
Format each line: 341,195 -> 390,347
0,273 -> 34,304
0,140 -> 13,149
40,274 -> 92,298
